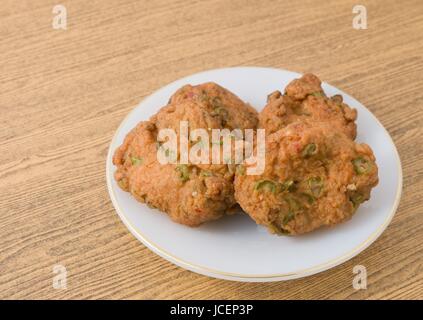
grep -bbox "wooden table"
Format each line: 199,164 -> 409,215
1,0 -> 422,300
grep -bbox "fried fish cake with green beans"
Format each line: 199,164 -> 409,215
169,82 -> 258,130
113,94 -> 258,227
259,73 -> 357,139
234,121 -> 378,235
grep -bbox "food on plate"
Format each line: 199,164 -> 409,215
113,83 -> 258,226
234,121 -> 378,235
259,73 -> 357,139
113,75 -> 378,236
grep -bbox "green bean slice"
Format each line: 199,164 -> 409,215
280,179 -> 295,192
301,143 -> 317,158
308,177 -> 323,197
200,170 -> 213,177
350,193 -> 364,208
352,157 -> 372,174
130,156 -> 143,166
176,164 -> 190,182
254,180 -> 277,193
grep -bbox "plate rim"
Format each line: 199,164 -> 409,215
106,66 -> 403,282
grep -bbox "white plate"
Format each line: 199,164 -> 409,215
106,67 -> 402,282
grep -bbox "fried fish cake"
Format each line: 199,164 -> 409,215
113,87 -> 258,227
259,73 -> 357,138
234,121 -> 378,235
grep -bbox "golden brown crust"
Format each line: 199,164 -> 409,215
169,82 -> 258,130
234,121 -> 378,235
259,73 -> 357,139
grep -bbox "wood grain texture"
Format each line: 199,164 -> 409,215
0,0 -> 422,300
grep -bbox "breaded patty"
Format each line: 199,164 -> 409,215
113,84 -> 258,226
259,74 -> 357,138
234,121 -> 378,235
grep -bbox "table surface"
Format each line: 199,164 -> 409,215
1,0 -> 422,300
